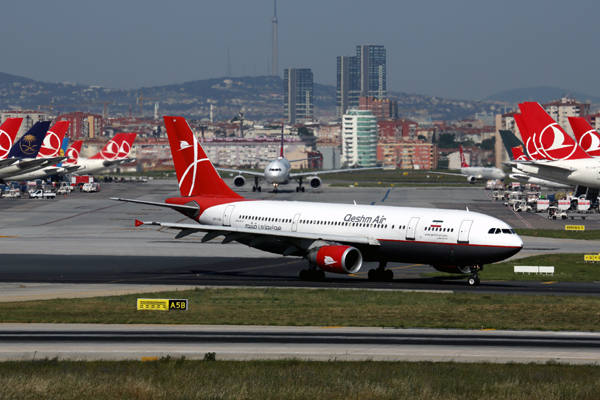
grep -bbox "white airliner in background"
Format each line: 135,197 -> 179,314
113,117 -> 523,286
216,127 -> 381,193
513,102 -> 600,189
507,147 -> 571,189
436,145 -> 505,183
68,132 -> 137,176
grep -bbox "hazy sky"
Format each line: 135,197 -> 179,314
2,0 -> 599,100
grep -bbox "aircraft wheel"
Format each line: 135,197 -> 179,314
468,277 -> 477,286
552,216 -> 556,220
368,269 -> 376,281
296,187 -> 299,192
583,217 -> 586,220
252,186 -> 256,192
299,269 -> 308,280
258,186 -> 261,192
317,270 -> 326,281
562,215 -> 567,220
301,187 -> 305,192
384,269 -> 394,282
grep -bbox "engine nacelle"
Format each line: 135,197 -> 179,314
467,176 -> 476,184
432,265 -> 471,274
309,176 -> 322,189
308,245 -> 362,274
233,175 -> 246,187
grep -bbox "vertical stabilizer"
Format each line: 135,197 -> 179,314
568,117 -> 600,157
459,145 -> 469,168
37,121 -> 70,158
7,121 -> 51,159
0,118 -> 23,160
280,124 -> 284,158
89,133 -> 127,160
164,116 -> 243,198
65,141 -> 83,165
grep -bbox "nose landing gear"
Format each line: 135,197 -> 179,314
252,177 -> 261,192
467,264 -> 482,286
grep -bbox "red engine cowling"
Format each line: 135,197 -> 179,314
432,265 -> 471,274
308,245 -> 363,274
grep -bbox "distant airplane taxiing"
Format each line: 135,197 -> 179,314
113,117 -> 523,286
216,126 -> 382,193
435,145 -> 505,183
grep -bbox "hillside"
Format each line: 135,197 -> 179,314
485,86 -> 600,104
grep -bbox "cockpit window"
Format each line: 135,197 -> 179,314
495,228 -> 501,234
488,228 -> 495,234
502,229 -> 512,234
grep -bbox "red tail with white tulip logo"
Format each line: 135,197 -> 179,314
568,117 -> 600,157
37,121 -> 69,158
518,102 -> 591,161
164,116 -> 243,198
89,133 -> 127,160
459,145 -> 469,168
65,141 -> 83,164
0,118 -> 23,160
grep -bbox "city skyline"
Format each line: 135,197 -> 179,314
1,1 -> 600,101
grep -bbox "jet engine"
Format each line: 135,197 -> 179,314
309,176 -> 322,189
432,265 -> 471,274
307,245 -> 362,274
467,176 -> 477,184
233,175 -> 246,187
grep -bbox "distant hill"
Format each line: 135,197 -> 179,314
485,86 -> 600,104
0,72 -> 36,85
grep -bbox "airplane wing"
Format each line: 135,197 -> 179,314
0,158 -> 20,168
215,168 -> 265,178
517,161 -> 577,172
102,158 -> 136,168
287,156 -> 321,163
425,171 -> 468,178
289,166 -> 383,179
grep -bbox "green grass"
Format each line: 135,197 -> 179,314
424,253 -> 600,282
515,229 -> 600,240
2,288 -> 600,331
0,359 -> 599,400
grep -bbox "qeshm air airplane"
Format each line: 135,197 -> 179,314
113,117 -> 523,286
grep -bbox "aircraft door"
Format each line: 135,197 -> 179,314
458,220 -> 473,243
291,213 -> 301,232
222,205 -> 235,226
406,217 -> 420,240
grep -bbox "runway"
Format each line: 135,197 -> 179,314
1,180 -> 599,300
1,324 -> 598,364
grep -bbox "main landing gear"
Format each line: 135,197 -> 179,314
252,177 -> 261,192
368,261 -> 394,282
299,264 -> 325,281
295,178 -> 305,192
468,264 -> 482,286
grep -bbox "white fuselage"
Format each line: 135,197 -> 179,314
460,167 -> 505,180
6,166 -> 68,181
264,157 -> 292,185
195,200 -> 523,266
515,159 -> 600,189
70,159 -> 116,176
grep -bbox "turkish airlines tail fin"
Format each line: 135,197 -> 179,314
280,124 -> 284,158
164,116 -> 243,198
89,133 -> 127,160
459,145 -> 469,168
64,141 -> 83,165
511,146 -> 529,161
568,117 -> 600,157
37,121 -> 70,158
514,113 -> 542,160
0,118 -> 23,160
117,133 -> 137,159
518,102 -> 591,160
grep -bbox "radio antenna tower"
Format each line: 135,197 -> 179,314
271,0 -> 278,77
226,46 -> 232,78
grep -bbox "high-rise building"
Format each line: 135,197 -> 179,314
336,56 -> 359,120
56,111 -> 103,139
357,45 -> 386,99
341,109 -> 378,167
271,0 -> 278,77
284,68 -> 313,123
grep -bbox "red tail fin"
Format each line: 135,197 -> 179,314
459,145 -> 469,168
164,116 -> 243,198
65,141 -> 83,164
280,124 -> 284,158
117,133 -> 137,159
514,113 -> 542,160
89,133 -> 126,160
518,102 -> 591,160
37,121 -> 69,158
0,118 -> 23,160
511,146 -> 529,161
568,117 -> 600,157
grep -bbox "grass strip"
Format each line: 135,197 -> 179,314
1,288 -> 600,331
424,253 -> 600,282
0,358 -> 599,400
515,229 -> 600,240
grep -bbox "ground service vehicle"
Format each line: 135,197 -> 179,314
113,117 -> 523,286
29,189 -> 56,199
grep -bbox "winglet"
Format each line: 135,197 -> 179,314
135,219 -> 144,227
